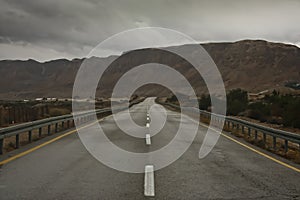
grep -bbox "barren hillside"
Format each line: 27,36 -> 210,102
0,40 -> 299,100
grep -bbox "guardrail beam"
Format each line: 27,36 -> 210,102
0,106 -> 133,155
160,102 -> 300,156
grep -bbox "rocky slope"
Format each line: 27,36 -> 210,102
0,40 -> 299,100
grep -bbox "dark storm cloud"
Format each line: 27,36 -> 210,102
0,0 -> 300,61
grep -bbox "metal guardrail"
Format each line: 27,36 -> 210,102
0,108 -> 112,154
0,98 -> 145,155
161,102 -> 300,153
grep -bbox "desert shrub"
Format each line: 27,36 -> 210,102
227,89 -> 248,115
167,95 -> 178,103
282,98 -> 300,128
247,102 -> 270,120
199,94 -> 211,110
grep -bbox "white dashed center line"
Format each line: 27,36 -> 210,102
146,134 -> 151,145
144,165 -> 155,197
144,108 -> 154,196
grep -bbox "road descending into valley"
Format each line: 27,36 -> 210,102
0,98 -> 299,200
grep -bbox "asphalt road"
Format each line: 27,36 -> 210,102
0,98 -> 300,200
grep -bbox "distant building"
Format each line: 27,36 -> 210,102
248,90 -> 269,101
47,98 -> 55,101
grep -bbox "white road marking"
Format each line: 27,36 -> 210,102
147,117 -> 150,121
144,165 -> 155,196
146,123 -> 150,128
146,134 -> 151,145
147,113 -> 149,117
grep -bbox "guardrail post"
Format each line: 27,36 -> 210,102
62,121 -> 65,129
263,133 -> 266,143
284,140 -> 288,153
48,125 -> 51,136
248,128 -> 251,137
16,134 -> 20,148
0,138 -> 3,155
39,127 -> 42,137
242,126 -> 244,134
55,123 -> 58,133
254,130 -> 258,140
28,130 -> 32,142
273,136 -> 276,150
67,120 -> 70,128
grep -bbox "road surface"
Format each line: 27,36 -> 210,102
0,98 -> 299,199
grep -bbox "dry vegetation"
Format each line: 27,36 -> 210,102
158,98 -> 300,164
198,112 -> 300,164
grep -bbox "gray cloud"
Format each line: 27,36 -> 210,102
0,0 -> 300,61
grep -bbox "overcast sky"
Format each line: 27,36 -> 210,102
0,0 -> 300,61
